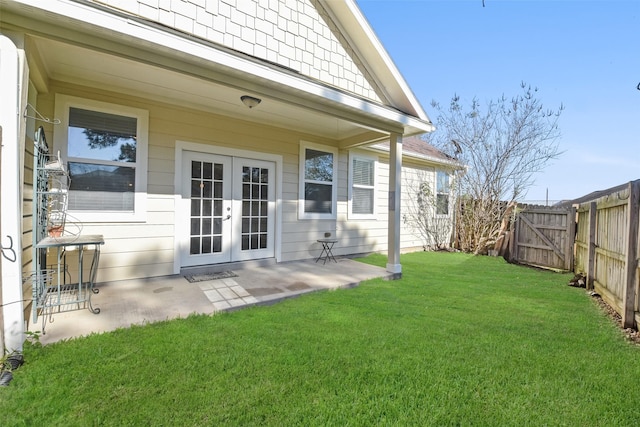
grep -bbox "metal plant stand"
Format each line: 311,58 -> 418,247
30,126 -> 104,334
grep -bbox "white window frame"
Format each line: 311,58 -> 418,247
298,141 -> 338,220
348,151 -> 377,219
436,170 -> 450,216
54,94 -> 148,222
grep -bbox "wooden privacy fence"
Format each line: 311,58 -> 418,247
574,180 -> 640,328
509,205 -> 575,271
508,180 -> 640,328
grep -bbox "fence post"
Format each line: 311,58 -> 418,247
622,181 -> 640,328
511,213 -> 519,264
586,202 -> 596,290
566,206 -> 576,270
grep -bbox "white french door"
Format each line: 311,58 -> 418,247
180,151 -> 275,267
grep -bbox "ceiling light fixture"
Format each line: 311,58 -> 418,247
240,95 -> 262,109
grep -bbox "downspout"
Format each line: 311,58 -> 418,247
0,35 -> 28,353
386,132 -> 402,278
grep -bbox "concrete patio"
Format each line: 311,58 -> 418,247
28,257 -> 391,345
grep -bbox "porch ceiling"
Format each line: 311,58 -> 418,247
30,36 -> 383,145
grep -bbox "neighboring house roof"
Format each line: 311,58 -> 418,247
369,135 -> 465,169
554,181 -> 638,208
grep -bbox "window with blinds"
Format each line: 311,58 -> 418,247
349,153 -> 377,218
436,171 -> 450,215
67,107 -> 138,211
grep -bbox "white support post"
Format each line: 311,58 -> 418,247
0,35 -> 28,352
386,132 -> 402,277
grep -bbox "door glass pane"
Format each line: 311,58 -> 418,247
202,181 -> 212,198
214,182 -> 222,199
203,162 -> 212,179
240,165 -> 270,252
191,199 -> 200,216
190,237 -> 200,254
190,160 -> 224,256
190,218 -> 200,235
191,161 -> 201,179
214,164 -> 223,180
203,200 -> 212,216
202,218 -> 212,234
213,236 -> 222,253
191,180 -> 200,198
201,236 -> 212,254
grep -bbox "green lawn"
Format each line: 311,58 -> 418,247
2,252 -> 639,426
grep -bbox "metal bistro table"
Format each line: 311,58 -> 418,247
34,234 -> 104,333
316,238 -> 338,264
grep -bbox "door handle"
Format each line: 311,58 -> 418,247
223,214 -> 231,221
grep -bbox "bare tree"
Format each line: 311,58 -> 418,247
425,82 -> 563,254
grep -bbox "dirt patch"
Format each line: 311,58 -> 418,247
286,282 -> 311,292
590,292 -> 640,345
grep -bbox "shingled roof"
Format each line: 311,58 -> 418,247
371,135 -> 463,168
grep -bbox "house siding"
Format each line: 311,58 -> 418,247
91,0 -> 382,102
30,79 -> 440,283
25,79 -> 450,285
400,160 -> 456,250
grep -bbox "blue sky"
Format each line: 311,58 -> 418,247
356,0 -> 639,203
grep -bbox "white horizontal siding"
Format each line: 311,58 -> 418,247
32,80 -> 447,283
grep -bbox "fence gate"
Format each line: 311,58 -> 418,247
511,205 -> 576,271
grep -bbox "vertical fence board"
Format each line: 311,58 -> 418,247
622,182 -> 639,328
587,202 -> 596,290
